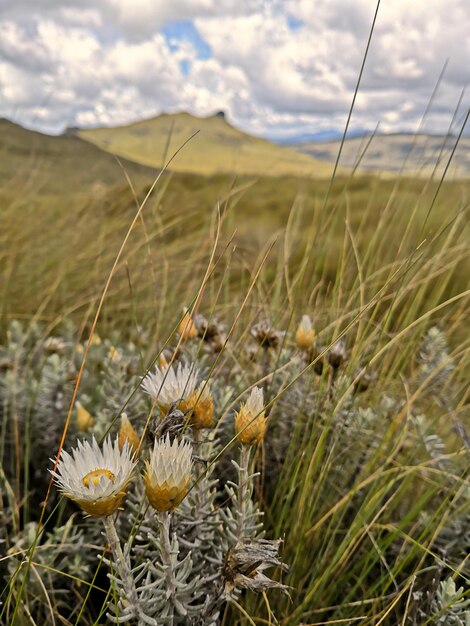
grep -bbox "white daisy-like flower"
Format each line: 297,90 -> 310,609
51,437 -> 137,517
235,386 -> 266,446
141,361 -> 199,412
144,435 -> 193,512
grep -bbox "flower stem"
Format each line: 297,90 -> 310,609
236,445 -> 251,541
193,429 -> 205,518
102,514 -> 144,625
158,511 -> 176,626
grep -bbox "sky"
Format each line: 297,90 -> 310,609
0,0 -> 469,141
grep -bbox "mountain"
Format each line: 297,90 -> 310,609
292,132 -> 470,178
0,118 -> 156,197
74,112 -> 334,177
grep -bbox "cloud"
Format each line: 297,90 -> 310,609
0,0 -> 469,139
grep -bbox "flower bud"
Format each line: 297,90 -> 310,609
191,385 -> 214,430
118,414 -> 140,456
295,315 -> 315,351
178,310 -> 198,341
76,401 -> 94,432
144,435 -> 193,512
235,387 -> 266,446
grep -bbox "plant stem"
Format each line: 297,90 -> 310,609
236,445 -> 251,541
158,511 -> 176,626
102,514 -> 144,625
193,429 -> 205,519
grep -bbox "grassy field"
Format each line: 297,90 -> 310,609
295,132 -> 470,178
0,119 -> 469,625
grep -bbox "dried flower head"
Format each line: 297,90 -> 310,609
0,355 -> 13,372
141,362 -> 199,414
295,315 -> 316,351
305,345 -> 324,375
251,320 -> 285,350
51,437 -> 136,517
353,367 -> 376,394
223,538 -> 289,595
147,406 -> 187,443
144,435 -> 193,512
235,386 -> 266,446
328,338 -> 347,369
75,401 -> 95,432
178,309 -> 198,341
194,314 -> 224,340
44,336 -> 67,354
118,413 -> 141,456
194,314 -> 226,354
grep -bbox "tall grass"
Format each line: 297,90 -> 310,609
0,134 -> 469,625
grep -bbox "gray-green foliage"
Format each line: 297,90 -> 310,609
412,578 -> 470,625
1,320 -> 468,625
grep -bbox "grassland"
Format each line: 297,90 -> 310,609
0,118 -> 469,625
295,131 -> 470,177
1,118 -> 469,332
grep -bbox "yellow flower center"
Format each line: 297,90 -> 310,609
82,468 -> 115,488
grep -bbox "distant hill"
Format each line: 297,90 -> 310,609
0,118 -> 156,198
292,133 -> 470,178
75,112 -> 334,177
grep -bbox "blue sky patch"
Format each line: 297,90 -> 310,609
161,19 -> 212,60
287,15 -> 304,31
179,59 -> 191,76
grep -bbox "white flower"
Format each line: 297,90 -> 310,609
51,437 -> 137,517
299,315 -> 313,333
141,362 -> 199,409
245,386 -> 264,416
144,435 -> 193,512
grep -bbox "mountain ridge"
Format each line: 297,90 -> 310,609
73,112 -> 335,177
292,132 -> 470,177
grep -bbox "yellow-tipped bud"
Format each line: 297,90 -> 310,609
90,334 -> 102,346
76,401 -> 95,432
118,414 -> 140,456
296,315 -> 316,351
159,352 -> 169,368
144,436 -> 193,512
235,387 -> 266,446
108,345 -> 121,362
191,385 -> 214,430
178,310 -> 198,341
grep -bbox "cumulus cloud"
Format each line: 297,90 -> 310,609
0,0 -> 468,138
